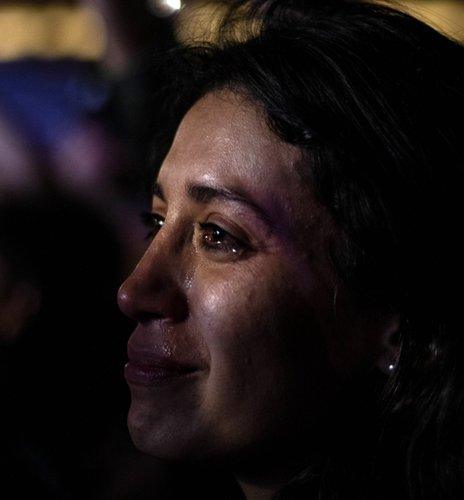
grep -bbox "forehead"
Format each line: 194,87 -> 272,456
158,90 -> 305,202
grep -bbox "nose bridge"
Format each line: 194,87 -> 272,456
117,224 -> 189,322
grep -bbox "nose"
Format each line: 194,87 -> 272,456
117,241 -> 189,323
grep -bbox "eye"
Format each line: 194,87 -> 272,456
140,213 -> 252,258
197,222 -> 249,258
140,211 -> 165,240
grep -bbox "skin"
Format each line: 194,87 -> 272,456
118,90 -> 391,498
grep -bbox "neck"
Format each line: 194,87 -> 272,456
233,453 -> 308,500
237,480 -> 280,500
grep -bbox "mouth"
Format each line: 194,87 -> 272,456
125,345 -> 204,386
124,362 -> 201,385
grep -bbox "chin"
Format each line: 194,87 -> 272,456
128,404 -> 185,460
127,400 -> 217,463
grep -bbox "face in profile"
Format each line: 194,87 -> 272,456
117,91 -> 385,465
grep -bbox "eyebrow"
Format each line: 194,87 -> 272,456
152,180 -> 277,232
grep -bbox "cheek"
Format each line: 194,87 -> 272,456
194,259 -> 288,363
187,257 -> 335,446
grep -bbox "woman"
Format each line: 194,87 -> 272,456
117,1 -> 464,498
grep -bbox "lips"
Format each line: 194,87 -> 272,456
125,343 -> 204,385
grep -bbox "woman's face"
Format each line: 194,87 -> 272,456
118,91 -> 381,464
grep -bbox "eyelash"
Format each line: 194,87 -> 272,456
140,211 -> 249,257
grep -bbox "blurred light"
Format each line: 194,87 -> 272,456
175,0 -> 464,44
163,0 -> 182,11
0,5 -> 105,62
148,0 -> 182,17
392,1 -> 464,41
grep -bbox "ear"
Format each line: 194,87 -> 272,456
376,314 -> 401,375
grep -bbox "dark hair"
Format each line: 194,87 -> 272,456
147,1 -> 464,498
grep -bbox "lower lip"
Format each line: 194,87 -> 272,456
124,362 -> 198,385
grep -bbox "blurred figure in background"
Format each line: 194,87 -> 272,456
0,195 -> 126,498
0,1 -> 178,251
0,110 -> 41,197
0,1 -> 181,498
